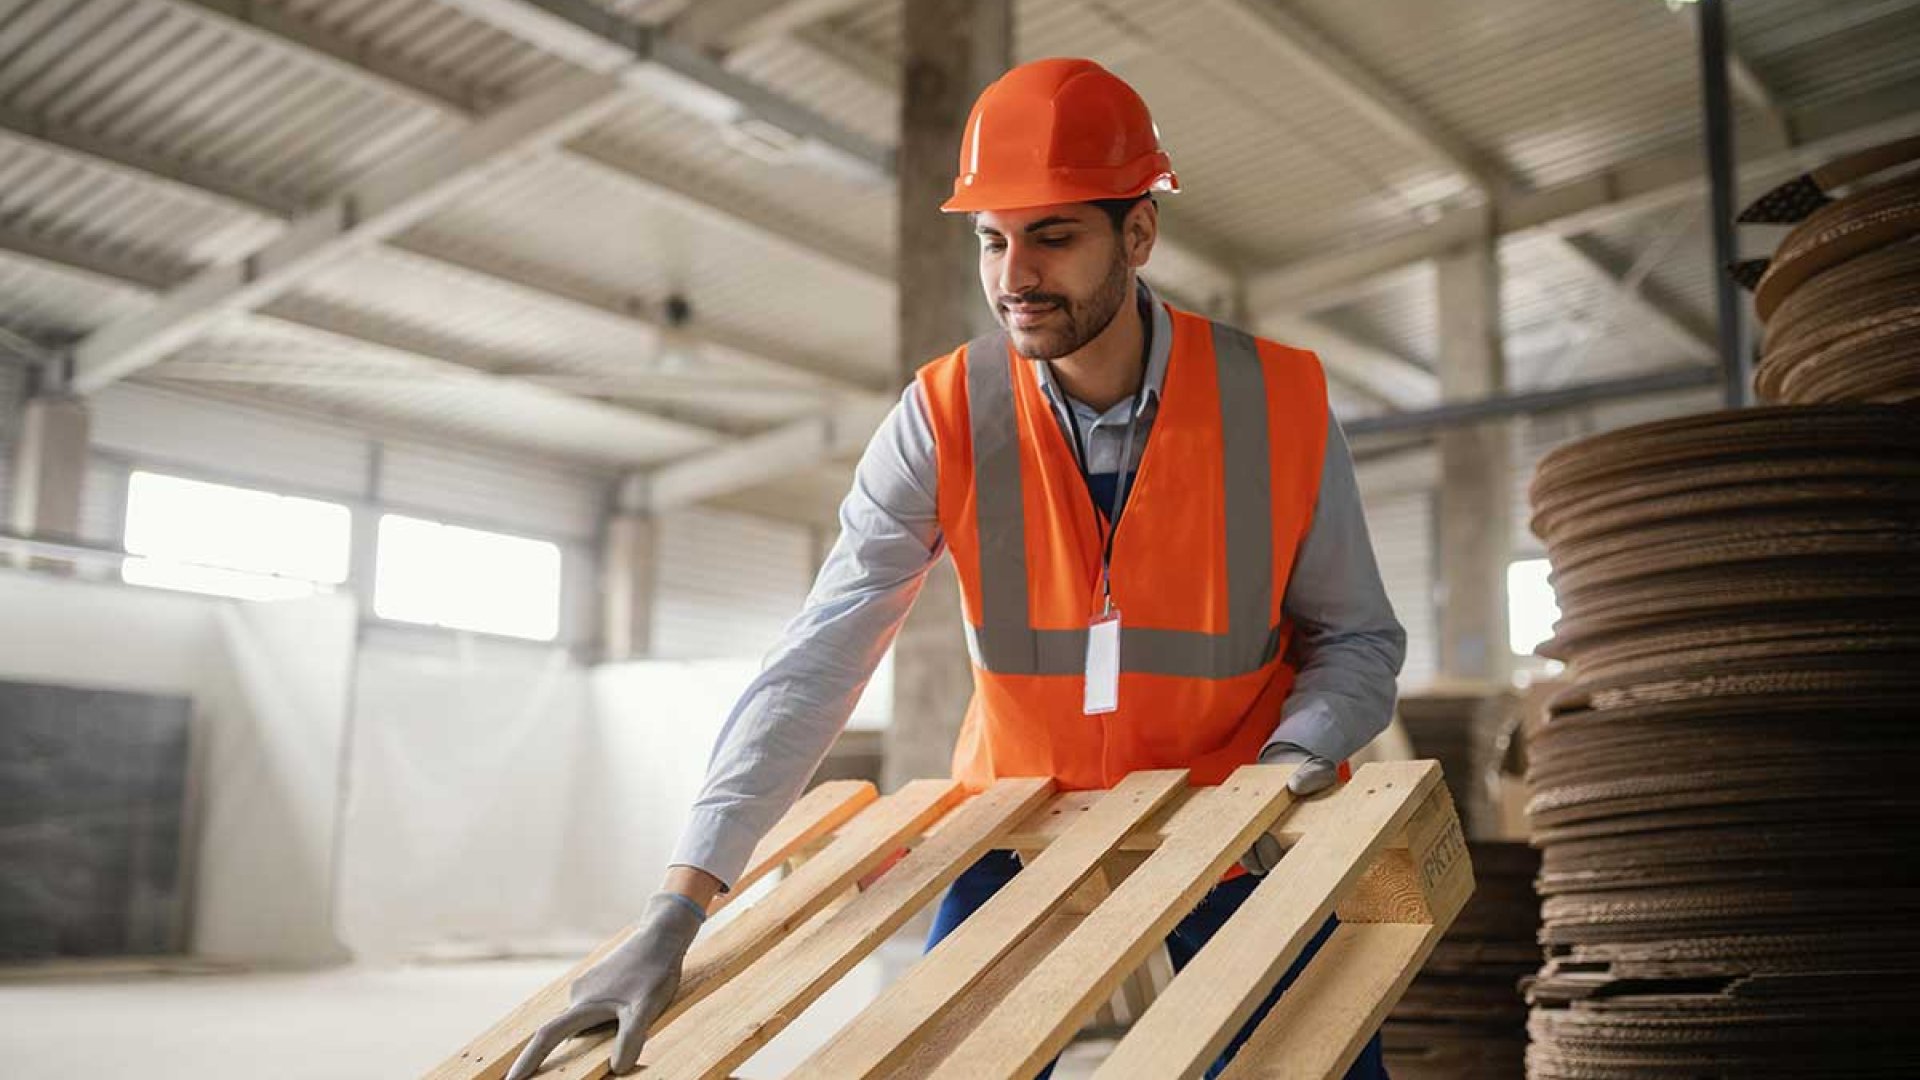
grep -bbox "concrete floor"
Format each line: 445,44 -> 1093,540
0,945 -> 1116,1078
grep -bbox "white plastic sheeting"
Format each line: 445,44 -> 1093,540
0,572 -> 355,966
334,634 -> 587,961
0,570 -> 857,963
192,595 -> 356,965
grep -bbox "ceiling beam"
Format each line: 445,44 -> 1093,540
434,0 -> 891,176
1208,0 -> 1498,185
1215,0 -> 1717,355
1247,83 -> 1920,313
1253,315 -> 1439,409
174,0 -> 499,114
68,71 -> 630,393
0,76 -> 885,406
0,223 -> 720,459
667,0 -> 877,53
562,139 -> 891,285
144,0 -> 891,390
1556,234 -> 1717,361
639,398 -> 888,512
0,217 -> 842,424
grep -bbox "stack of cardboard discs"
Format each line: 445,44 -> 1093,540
1748,136 -> 1920,404
1384,841 -> 1540,1079
1521,403 -> 1920,1078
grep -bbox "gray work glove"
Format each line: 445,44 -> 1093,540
1238,742 -> 1340,876
506,892 -> 705,1079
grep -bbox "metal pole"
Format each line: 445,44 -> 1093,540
1698,0 -> 1750,406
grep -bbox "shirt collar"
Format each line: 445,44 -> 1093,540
1032,279 -> 1171,412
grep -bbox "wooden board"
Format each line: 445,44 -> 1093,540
637,778 -> 1056,1079
921,764 -> 1295,1079
1091,765 -> 1457,1079
440,761 -> 1473,1080
791,770 -> 1190,1080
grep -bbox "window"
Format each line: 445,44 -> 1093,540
122,471 -> 350,601
1507,558 -> 1562,656
373,514 -> 561,641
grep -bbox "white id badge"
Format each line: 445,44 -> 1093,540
1084,609 -> 1121,715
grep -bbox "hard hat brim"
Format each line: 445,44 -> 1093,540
941,168 -> 1179,214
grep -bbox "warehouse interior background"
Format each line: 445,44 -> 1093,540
2,0 -> 1916,1076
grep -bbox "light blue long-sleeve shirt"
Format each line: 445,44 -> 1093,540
670,285 -> 1406,889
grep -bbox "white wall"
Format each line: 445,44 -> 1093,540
1357,451 -> 1439,689
653,507 -> 813,660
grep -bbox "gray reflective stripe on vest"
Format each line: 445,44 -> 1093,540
962,322 -> 1283,678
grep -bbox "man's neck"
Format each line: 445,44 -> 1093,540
1046,287 -> 1145,413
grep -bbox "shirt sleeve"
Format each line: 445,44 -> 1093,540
668,383 -> 944,890
1265,411 -> 1408,764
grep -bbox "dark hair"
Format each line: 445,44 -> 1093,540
1088,193 -> 1154,233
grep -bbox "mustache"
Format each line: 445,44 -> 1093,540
998,292 -> 1068,309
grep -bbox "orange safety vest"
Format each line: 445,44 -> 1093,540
916,302 -> 1330,796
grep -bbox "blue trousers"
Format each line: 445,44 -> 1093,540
925,850 -> 1389,1080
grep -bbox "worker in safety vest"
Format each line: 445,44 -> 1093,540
509,58 -> 1405,1080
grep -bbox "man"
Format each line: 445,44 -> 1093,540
509,58 -> 1404,1080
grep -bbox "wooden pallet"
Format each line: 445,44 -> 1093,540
431,760 -> 1472,1080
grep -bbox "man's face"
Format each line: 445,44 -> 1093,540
974,202 -> 1146,360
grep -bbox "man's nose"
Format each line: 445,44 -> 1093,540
997,241 -> 1041,296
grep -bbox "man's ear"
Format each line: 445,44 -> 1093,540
1124,198 -> 1158,269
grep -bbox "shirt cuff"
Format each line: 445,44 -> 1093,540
1264,697 -> 1358,764
668,806 -> 764,894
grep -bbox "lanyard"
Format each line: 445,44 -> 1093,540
1057,334 -> 1150,614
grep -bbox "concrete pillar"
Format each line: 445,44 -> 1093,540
1434,237 -> 1512,683
599,474 -> 657,662
8,394 -> 89,542
347,443 -> 383,618
886,0 -> 1012,791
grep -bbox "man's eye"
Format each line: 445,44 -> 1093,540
1038,234 -> 1071,247
982,238 -> 1006,253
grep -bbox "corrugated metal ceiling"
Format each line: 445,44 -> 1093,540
0,0 -> 1912,514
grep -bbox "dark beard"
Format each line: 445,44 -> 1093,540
997,249 -> 1131,360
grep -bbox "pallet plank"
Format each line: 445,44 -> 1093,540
535,779 -> 960,1080
922,764 -> 1293,1080
423,780 -> 878,1080
1002,770 -> 1426,856
873,902 -> 1088,1080
1215,923 -> 1436,1080
1091,762 -> 1448,1079
792,770 -> 1191,1080
720,780 -> 882,912
638,778 -> 1057,1079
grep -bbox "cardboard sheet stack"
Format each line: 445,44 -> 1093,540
1395,689 -> 1514,838
1383,841 -> 1539,1079
1521,141 -> 1920,1078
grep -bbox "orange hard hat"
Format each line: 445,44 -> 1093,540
943,58 -> 1179,213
